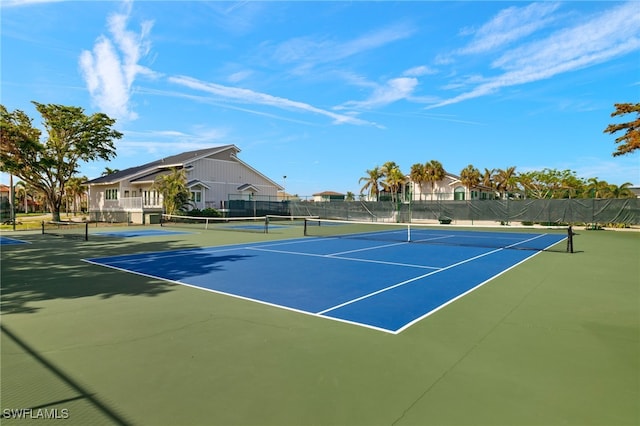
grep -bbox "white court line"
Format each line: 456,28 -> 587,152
245,246 -> 440,270
317,233 -> 552,317
327,241 -> 407,256
316,246 -> 505,315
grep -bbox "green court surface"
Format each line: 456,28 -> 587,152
1,225 -> 638,425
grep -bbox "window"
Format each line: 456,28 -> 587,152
143,190 -> 161,206
191,191 -> 202,203
105,189 -> 118,200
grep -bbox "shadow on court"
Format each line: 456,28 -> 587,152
0,234 -> 200,315
1,324 -> 132,425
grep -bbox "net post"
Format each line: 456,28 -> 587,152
264,216 -> 269,234
84,221 -> 89,241
303,218 -> 308,236
41,220 -> 45,235
567,225 -> 574,253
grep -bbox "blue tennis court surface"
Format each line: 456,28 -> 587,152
94,229 -> 191,238
0,236 -> 29,245
84,231 -> 566,333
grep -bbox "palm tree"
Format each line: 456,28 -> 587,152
585,177 -> 610,199
459,164 -> 480,200
359,167 -> 383,201
424,160 -> 445,200
409,163 -> 427,201
383,166 -> 406,203
608,182 -> 635,198
14,181 -> 28,213
494,167 -> 517,199
101,167 -> 120,176
64,176 -> 87,215
153,167 -> 191,215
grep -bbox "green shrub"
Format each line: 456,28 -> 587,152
185,208 -> 221,218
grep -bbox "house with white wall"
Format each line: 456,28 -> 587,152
366,172 -> 494,202
410,172 -> 495,201
85,145 -> 283,224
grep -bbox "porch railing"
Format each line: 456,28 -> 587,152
108,197 -> 163,210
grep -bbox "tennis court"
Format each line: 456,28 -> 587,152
1,222 -> 638,425
85,225 -> 566,333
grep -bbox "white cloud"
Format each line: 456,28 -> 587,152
272,22 -> 416,73
458,2 -> 561,55
79,0 -> 156,121
403,66 -> 437,77
338,77 -> 419,110
168,75 -> 382,128
431,2 -> 640,108
0,0 -> 63,8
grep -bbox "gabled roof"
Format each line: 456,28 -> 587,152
237,183 -> 260,192
85,145 -> 238,184
187,180 -> 211,189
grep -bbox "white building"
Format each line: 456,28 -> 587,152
368,172 -> 495,202
85,145 -> 283,224
409,172 -> 495,201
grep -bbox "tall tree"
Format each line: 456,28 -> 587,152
0,102 -> 121,221
14,181 -> 29,213
482,168 -> 495,191
154,167 -> 191,215
424,160 -> 445,200
65,176 -> 87,215
409,163 -> 427,200
383,166 -> 406,203
608,182 -> 635,198
604,103 -> 640,156
102,167 -> 120,176
585,177 -> 610,199
459,164 -> 480,200
359,167 -> 383,201
494,166 -> 517,199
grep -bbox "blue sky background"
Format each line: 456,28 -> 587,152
1,0 -> 639,197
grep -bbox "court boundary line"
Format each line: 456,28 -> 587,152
318,234 -> 555,315
245,246 -> 441,270
316,246 -> 505,315
81,257 -> 397,334
82,232 -> 565,334
395,235 -> 564,333
0,236 -> 32,245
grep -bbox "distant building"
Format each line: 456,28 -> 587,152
85,145 -> 283,224
362,172 -> 495,202
312,191 -> 346,202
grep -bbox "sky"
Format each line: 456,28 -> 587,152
1,0 -> 639,197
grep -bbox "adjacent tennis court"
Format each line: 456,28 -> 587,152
85,225 -> 566,333
0,236 -> 29,245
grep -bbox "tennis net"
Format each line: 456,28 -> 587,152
303,218 -> 569,251
161,214 -> 269,233
42,221 -> 89,240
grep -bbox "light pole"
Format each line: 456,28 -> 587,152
282,175 -> 287,201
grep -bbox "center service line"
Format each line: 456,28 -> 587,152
316,246 -> 505,315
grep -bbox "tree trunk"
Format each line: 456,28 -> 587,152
47,193 -> 62,222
